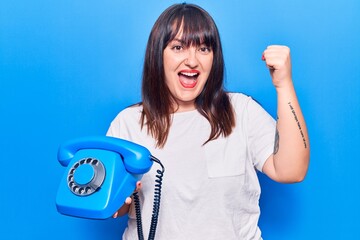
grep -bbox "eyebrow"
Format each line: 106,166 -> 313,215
171,38 -> 185,44
170,38 -> 207,46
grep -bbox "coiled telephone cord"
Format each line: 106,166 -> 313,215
133,155 -> 164,240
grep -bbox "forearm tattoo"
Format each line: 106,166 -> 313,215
274,118 -> 280,155
288,102 -> 308,148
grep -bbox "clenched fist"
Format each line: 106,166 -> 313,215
262,45 -> 293,89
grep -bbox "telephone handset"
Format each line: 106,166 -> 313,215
55,136 -> 153,219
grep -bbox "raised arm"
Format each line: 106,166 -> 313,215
261,45 -> 310,183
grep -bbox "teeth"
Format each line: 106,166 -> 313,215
180,72 -> 198,77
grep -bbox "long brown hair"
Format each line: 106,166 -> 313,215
140,3 -> 235,148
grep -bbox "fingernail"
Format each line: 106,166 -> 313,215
262,54 -> 265,61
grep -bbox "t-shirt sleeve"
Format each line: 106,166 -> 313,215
246,97 -> 276,172
106,121 -> 117,137
105,111 -> 124,138
105,106 -> 142,140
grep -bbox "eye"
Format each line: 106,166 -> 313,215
198,46 -> 212,54
171,45 -> 184,52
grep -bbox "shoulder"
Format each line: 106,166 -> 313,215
227,92 -> 254,112
227,92 -> 274,123
107,103 -> 143,137
228,92 -> 250,103
113,103 -> 143,122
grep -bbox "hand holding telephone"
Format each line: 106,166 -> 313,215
55,136 -> 153,219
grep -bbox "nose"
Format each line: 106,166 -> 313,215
184,47 -> 199,68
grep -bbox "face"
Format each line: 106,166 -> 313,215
163,32 -> 214,112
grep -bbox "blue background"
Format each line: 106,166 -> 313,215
1,0 -> 359,239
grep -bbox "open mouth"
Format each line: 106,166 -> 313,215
178,71 -> 199,88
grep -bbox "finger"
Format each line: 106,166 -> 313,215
262,53 -> 266,61
135,181 -> 142,192
262,52 -> 288,70
112,197 -> 133,218
262,53 -> 275,69
266,45 -> 289,51
125,196 -> 132,205
263,45 -> 289,57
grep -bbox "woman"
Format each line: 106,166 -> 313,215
107,3 -> 309,240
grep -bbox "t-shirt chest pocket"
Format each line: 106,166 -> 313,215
204,132 -> 247,178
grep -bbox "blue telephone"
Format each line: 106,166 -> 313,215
55,136 -> 153,219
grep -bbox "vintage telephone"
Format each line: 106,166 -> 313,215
56,136 -> 164,240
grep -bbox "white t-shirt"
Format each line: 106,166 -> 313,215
107,93 -> 275,240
